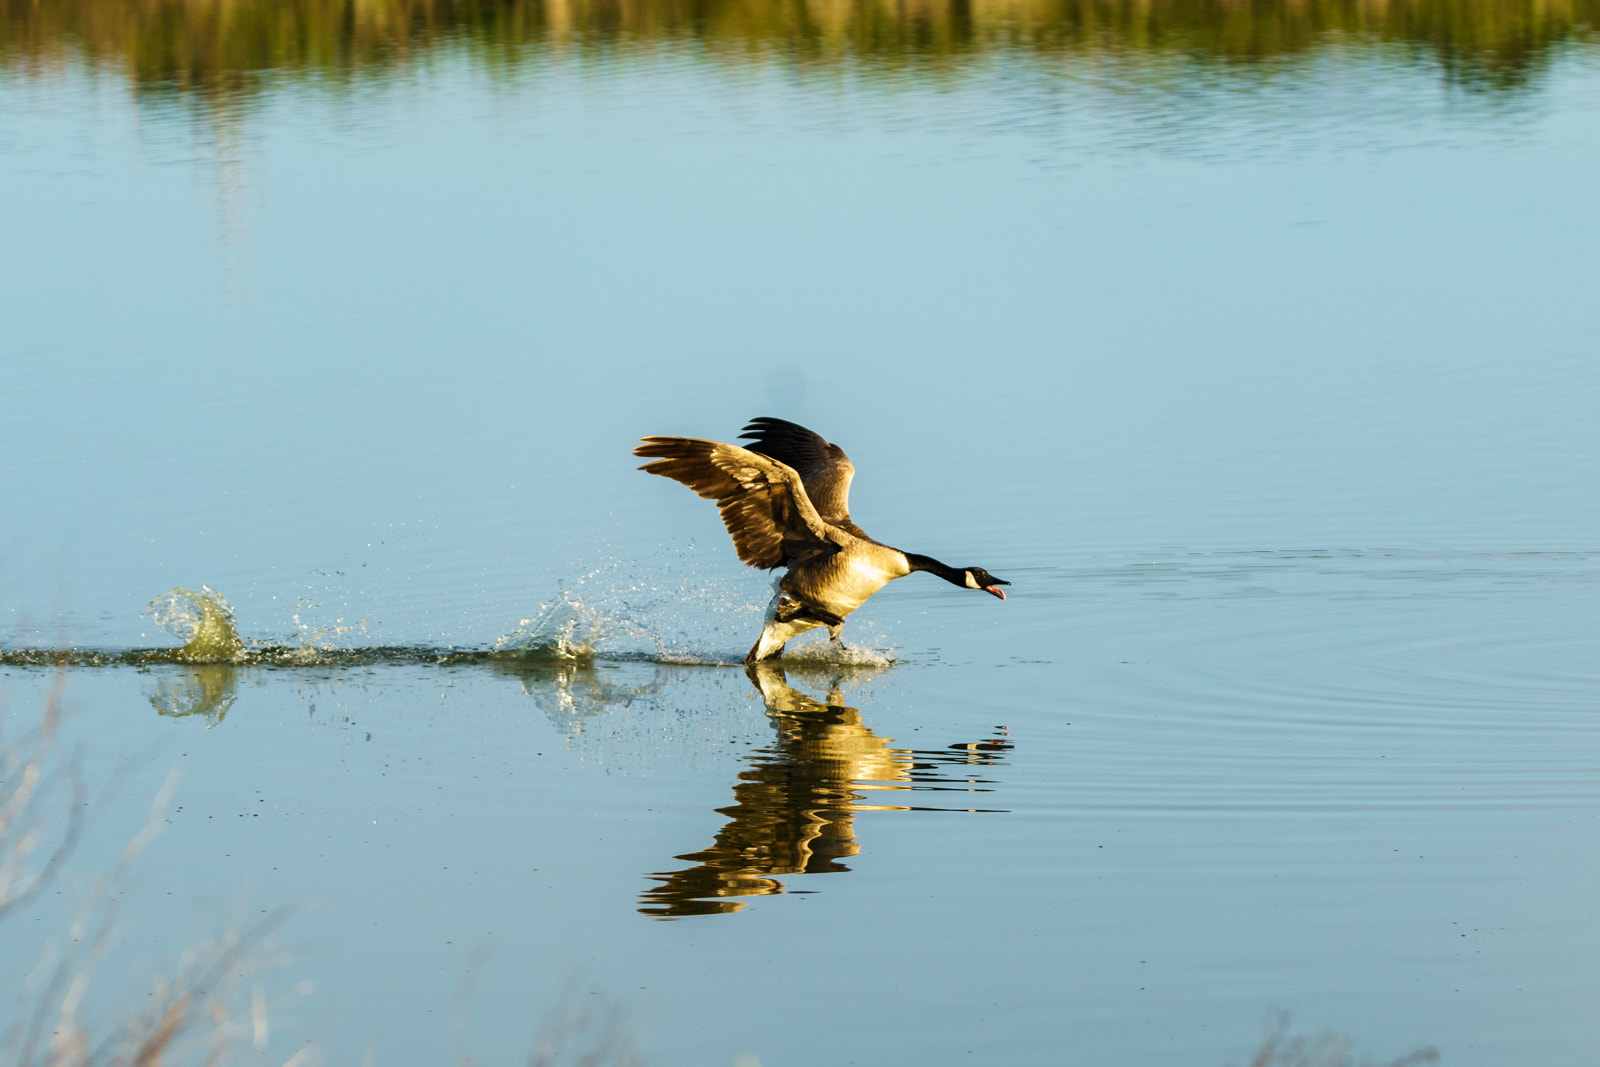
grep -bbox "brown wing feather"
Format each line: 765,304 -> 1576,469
737,417 -> 867,539
635,436 -> 841,570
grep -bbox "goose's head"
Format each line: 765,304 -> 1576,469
963,568 -> 1011,600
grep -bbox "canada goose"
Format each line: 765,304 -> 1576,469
634,417 -> 1009,664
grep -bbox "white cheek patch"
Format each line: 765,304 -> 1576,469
963,571 -> 980,589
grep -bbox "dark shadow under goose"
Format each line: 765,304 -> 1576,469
634,417 -> 1009,663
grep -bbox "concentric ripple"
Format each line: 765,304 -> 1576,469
1016,548 -> 1600,814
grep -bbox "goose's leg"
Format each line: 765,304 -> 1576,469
747,590 -> 787,664
828,623 -> 848,650
747,618 -> 818,663
745,634 -> 774,665
746,591 -> 822,664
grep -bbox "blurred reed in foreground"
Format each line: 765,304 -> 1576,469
2,0 -> 1597,93
1233,1012 -> 1439,1067
0,673 -> 642,1066
1,676 -> 301,1067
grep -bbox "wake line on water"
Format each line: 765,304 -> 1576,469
0,583 -> 896,670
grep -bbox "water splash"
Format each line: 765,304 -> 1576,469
146,586 -> 245,662
493,555 -> 756,665
493,595 -> 606,664
492,553 -> 898,668
288,609 -> 370,653
770,639 -> 896,670
2,557 -> 900,671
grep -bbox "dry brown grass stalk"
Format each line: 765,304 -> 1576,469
0,673 -> 86,926
1,677 -> 308,1067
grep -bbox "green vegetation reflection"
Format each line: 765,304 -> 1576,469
3,0 -> 1597,92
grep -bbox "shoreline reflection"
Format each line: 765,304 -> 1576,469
639,662 -> 1010,919
3,0 -> 1593,96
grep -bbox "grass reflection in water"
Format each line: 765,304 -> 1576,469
2,0 -> 1597,94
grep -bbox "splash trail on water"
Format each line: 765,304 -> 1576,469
0,573 -> 897,670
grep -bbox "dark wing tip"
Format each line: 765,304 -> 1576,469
736,418 -> 841,469
738,416 -> 797,434
738,416 -> 819,442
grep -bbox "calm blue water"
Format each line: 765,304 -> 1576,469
3,27 -> 1600,1067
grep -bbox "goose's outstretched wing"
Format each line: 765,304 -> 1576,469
737,417 -> 868,540
635,437 -> 845,570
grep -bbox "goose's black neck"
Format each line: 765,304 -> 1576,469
904,553 -> 967,587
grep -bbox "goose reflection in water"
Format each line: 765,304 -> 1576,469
639,662 -> 1010,919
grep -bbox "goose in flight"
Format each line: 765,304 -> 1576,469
635,417 -> 1009,663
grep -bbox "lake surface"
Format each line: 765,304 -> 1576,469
3,3 -> 1600,1064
